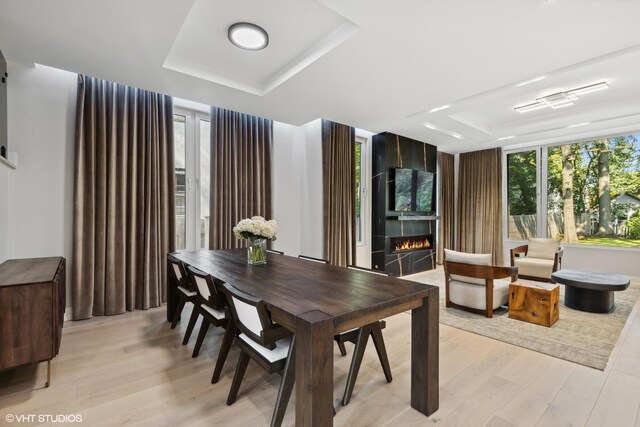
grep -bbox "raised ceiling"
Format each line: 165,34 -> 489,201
1,0 -> 640,153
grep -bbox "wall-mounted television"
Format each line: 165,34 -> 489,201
392,168 -> 435,212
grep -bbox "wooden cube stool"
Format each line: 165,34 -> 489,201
508,281 -> 559,327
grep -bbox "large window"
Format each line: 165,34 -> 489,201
174,114 -> 187,249
506,133 -> 640,247
355,140 -> 362,243
355,137 -> 366,245
506,149 -> 538,239
173,108 -> 211,250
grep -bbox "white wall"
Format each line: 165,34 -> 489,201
272,121 -> 304,256
0,160 -> 12,262
299,119 -> 324,258
6,62 -> 76,301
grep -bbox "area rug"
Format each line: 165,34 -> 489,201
403,267 -> 640,370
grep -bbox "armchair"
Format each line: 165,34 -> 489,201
444,249 -> 518,318
510,238 -> 563,282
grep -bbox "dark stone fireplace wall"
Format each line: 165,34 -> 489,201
371,132 -> 437,277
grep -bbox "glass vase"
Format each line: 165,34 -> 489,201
247,237 -> 267,265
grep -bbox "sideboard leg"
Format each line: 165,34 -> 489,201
45,360 -> 51,388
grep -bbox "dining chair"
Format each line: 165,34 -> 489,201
336,265 -> 393,406
297,254 -> 329,263
168,255 -> 199,345
220,282 -> 295,427
266,249 -> 284,255
185,266 -> 228,348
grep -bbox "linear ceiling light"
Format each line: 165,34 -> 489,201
515,75 -> 547,87
514,81 -> 608,113
497,136 -> 515,141
429,104 -> 450,113
568,122 -> 590,128
423,122 -> 465,140
228,22 -> 269,51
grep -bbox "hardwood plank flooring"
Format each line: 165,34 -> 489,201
1,296 -> 639,427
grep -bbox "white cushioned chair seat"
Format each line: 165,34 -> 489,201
448,278 -> 511,310
238,334 -> 291,363
177,286 -> 196,297
526,238 -> 560,260
201,304 -> 226,320
514,257 -> 555,280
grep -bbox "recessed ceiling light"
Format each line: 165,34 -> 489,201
497,136 -> 515,141
429,104 -> 450,113
568,122 -> 590,128
228,22 -> 269,51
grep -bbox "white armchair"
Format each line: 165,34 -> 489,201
510,238 -> 563,282
444,249 -> 518,318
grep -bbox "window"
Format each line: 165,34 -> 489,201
506,149 -> 539,239
174,114 -> 187,249
506,133 -> 640,247
173,108 -> 211,250
355,137 -> 365,245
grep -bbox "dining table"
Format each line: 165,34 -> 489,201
168,249 -> 439,426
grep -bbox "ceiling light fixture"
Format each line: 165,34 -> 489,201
568,122 -> 591,128
514,81 -> 608,113
228,22 -> 269,51
497,136 -> 515,141
429,104 -> 450,113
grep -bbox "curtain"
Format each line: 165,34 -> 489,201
437,151 -> 455,264
322,120 -> 356,267
72,75 -> 175,320
457,148 -> 503,265
209,107 -> 272,249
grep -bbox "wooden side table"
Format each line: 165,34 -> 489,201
508,281 -> 559,327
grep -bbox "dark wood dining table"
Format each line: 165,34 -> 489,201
168,249 -> 439,426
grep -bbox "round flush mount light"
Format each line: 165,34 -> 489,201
228,22 -> 269,51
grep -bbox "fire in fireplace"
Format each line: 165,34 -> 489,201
388,234 -> 433,254
395,238 -> 430,252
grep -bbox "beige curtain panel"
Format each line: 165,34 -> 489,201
437,151 -> 455,264
72,75 -> 175,320
209,107 -> 273,250
457,148 -> 503,265
322,120 -> 356,267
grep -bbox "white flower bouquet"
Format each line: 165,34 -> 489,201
233,216 -> 277,265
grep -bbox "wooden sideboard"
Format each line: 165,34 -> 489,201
0,257 -> 66,387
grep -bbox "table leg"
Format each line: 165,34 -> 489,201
295,310 -> 334,426
45,359 -> 51,388
565,286 -> 614,313
411,287 -> 439,416
167,261 -> 177,322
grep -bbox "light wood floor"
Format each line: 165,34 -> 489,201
1,296 -> 639,426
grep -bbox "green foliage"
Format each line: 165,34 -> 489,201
507,150 -> 537,215
628,215 -> 640,239
545,134 -> 640,230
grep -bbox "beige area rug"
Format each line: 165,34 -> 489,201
404,267 -> 640,370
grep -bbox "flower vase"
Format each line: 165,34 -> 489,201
247,237 -> 267,265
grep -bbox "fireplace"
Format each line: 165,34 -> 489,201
388,234 -> 433,254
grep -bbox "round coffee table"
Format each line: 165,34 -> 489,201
551,269 -> 630,313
